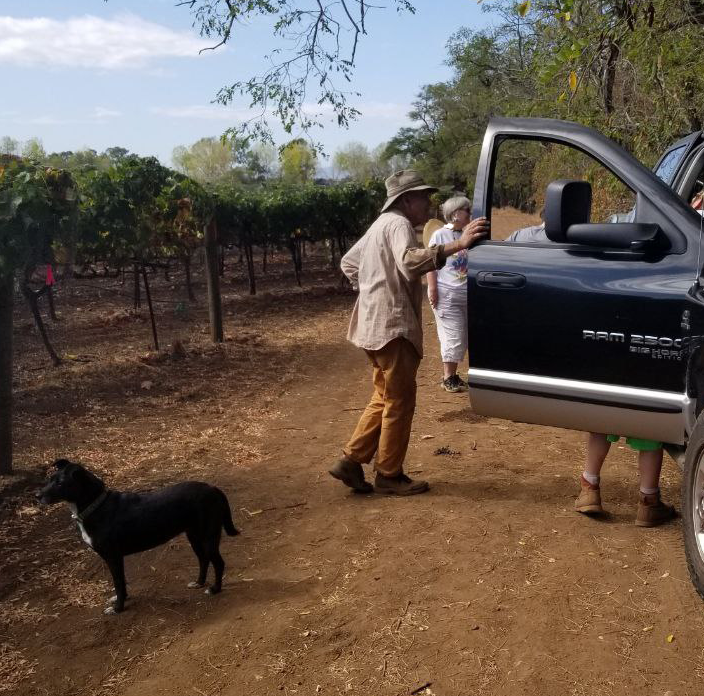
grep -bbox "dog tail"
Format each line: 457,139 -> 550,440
219,490 -> 239,536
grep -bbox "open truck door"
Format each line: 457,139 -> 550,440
465,117 -> 703,446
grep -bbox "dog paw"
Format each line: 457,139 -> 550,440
187,581 -> 204,589
205,586 -> 221,596
103,605 -> 118,615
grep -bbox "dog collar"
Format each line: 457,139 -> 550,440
75,489 -> 109,523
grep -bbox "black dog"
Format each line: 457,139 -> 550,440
36,459 -> 239,614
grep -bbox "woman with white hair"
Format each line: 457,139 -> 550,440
426,195 -> 473,392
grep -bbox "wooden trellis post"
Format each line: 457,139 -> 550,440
205,218 -> 223,343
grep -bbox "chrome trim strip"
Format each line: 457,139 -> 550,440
468,369 -> 690,445
468,369 -> 687,412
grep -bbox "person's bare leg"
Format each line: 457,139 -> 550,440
636,447 -> 676,527
638,448 -> 663,492
585,432 -> 610,478
576,433 -> 610,514
442,361 -> 458,379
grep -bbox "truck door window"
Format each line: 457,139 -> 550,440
654,144 -> 687,185
491,139 -> 636,241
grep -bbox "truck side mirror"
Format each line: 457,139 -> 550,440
544,180 -> 592,242
566,223 -> 668,251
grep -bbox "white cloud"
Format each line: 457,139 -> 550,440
93,107 -> 122,120
0,14 -> 211,69
25,107 -> 122,126
150,105 -> 252,121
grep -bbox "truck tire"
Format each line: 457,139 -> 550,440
683,413 -> 704,599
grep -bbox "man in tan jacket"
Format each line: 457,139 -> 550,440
329,171 -> 489,495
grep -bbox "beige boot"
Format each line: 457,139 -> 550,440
635,492 -> 676,527
575,476 -> 603,514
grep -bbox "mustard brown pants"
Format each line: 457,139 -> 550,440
344,337 -> 421,477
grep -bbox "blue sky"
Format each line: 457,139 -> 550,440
0,1 -> 495,167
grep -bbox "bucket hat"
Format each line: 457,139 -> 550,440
381,170 -> 438,212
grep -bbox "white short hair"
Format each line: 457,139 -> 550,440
441,196 -> 471,222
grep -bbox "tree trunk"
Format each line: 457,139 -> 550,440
262,243 -> 268,273
133,263 -> 141,309
0,273 -> 13,474
243,241 -> 256,295
205,219 -> 224,342
219,244 -> 225,277
602,41 -> 620,115
140,262 -> 159,351
288,238 -> 302,287
22,274 -> 61,367
47,285 -> 59,321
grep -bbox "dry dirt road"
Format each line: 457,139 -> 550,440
3,215 -> 704,696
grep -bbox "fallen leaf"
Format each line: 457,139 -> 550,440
642,626 -> 653,632
661,572 -> 670,578
140,380 -> 153,390
421,435 -> 434,440
667,634 -> 675,643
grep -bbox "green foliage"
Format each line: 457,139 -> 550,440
2,142 -> 383,284
0,158 -> 77,277
172,137 -> 235,184
279,139 -> 317,184
179,1 -> 415,144
76,155 -> 172,266
388,0 -> 704,203
332,142 -> 406,181
213,180 -> 383,250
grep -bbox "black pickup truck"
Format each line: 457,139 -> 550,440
466,118 -> 704,597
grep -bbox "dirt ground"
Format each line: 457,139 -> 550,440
3,210 -> 704,696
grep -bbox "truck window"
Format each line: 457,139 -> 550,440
490,139 -> 636,241
654,144 -> 687,185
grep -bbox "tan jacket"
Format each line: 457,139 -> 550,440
341,210 -> 446,358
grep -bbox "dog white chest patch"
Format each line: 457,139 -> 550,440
77,520 -> 94,548
69,504 -> 94,548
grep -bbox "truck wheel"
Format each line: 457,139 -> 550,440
683,415 -> 704,600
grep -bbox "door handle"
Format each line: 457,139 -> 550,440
476,271 -> 526,289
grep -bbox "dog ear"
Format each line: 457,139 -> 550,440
53,459 -> 71,470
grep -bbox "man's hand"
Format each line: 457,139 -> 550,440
436,216 -> 490,262
459,217 -> 490,249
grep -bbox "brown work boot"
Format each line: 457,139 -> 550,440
374,472 -> 429,496
575,475 -> 604,514
329,456 -> 373,494
635,492 -> 677,527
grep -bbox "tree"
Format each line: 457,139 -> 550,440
333,142 -> 375,180
1,159 -> 78,472
172,136 -> 235,184
176,1 -> 416,143
333,141 -> 407,181
21,138 -> 46,162
104,146 -> 130,164
279,139 -> 317,184
0,137 -> 18,156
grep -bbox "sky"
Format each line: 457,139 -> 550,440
0,1 -> 496,168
